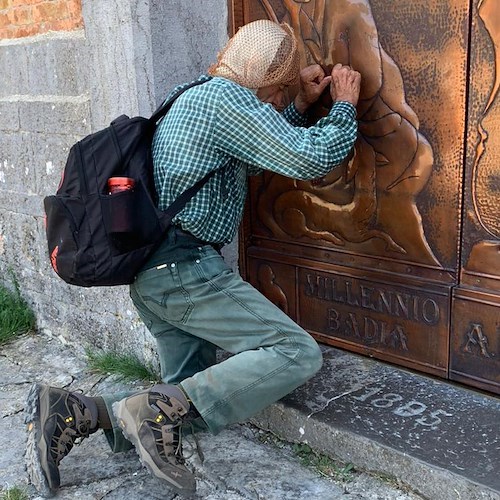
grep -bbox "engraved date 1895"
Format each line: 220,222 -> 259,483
352,386 -> 453,429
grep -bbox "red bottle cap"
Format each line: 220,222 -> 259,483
108,177 -> 135,193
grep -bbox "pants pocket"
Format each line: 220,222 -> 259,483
133,266 -> 194,324
195,247 -> 233,282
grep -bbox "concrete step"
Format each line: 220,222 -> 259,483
251,346 -> 500,500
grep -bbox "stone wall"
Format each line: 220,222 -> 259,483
0,0 -> 230,364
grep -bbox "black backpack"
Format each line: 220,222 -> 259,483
44,79 -> 213,287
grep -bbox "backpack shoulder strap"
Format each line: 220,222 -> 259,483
163,169 -> 217,219
149,76 -> 212,125
150,76 -> 217,221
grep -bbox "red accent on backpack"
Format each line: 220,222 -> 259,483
50,246 -> 59,274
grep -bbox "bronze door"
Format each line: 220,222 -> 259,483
232,0 -> 499,394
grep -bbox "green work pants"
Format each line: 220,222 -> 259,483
102,228 -> 323,452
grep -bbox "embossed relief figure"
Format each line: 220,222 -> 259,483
466,0 -> 500,274
257,0 -> 441,266
257,263 -> 290,313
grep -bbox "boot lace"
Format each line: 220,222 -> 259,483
51,399 -> 93,466
150,396 -> 204,465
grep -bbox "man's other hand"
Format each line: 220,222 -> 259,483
294,65 -> 332,114
330,63 -> 361,107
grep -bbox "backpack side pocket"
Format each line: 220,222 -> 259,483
44,196 -> 86,282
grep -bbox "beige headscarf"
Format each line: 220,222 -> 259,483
209,20 -> 300,90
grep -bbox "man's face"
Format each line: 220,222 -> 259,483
256,84 -> 289,112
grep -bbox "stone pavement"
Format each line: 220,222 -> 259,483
0,332 -> 498,500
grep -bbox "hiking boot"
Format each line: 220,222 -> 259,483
112,384 -> 196,494
25,383 -> 98,497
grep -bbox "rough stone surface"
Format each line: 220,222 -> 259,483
0,333 -> 424,499
148,0 -> 228,105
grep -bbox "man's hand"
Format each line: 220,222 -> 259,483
330,63 -> 361,107
294,65 -> 332,114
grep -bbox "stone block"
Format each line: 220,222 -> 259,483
0,211 -> 41,275
29,278 -> 155,363
0,42 -> 28,97
0,131 -> 76,197
0,131 -> 36,192
150,0 -> 228,103
30,132 -> 81,194
25,32 -> 88,96
19,97 -> 90,135
0,100 -> 20,131
0,32 -> 87,96
0,191 -> 44,217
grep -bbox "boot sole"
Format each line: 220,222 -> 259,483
25,383 -> 56,498
112,399 -> 196,495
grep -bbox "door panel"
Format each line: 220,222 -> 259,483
450,0 -> 500,393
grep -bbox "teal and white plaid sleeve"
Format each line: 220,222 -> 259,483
214,82 -> 357,180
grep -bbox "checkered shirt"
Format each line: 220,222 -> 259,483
152,75 -> 358,244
